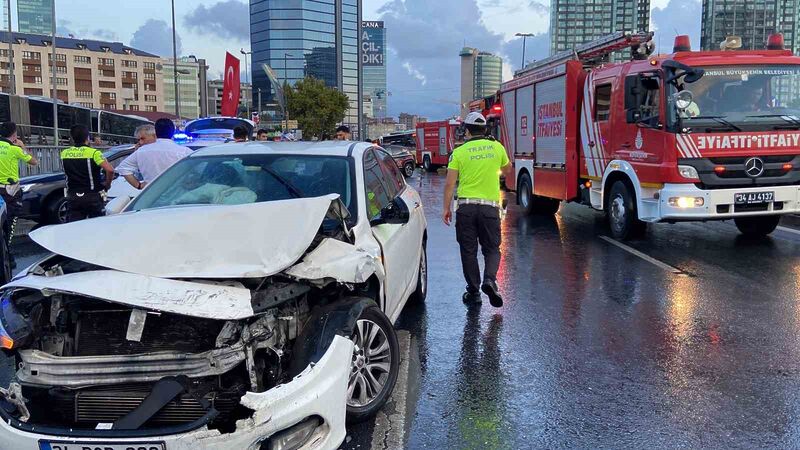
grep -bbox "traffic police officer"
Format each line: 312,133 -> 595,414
442,112 -> 512,307
0,121 -> 38,254
60,124 -> 115,222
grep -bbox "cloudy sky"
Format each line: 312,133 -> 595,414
40,0 -> 702,118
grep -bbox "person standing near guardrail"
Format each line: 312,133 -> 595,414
0,121 -> 38,264
116,119 -> 191,190
60,124 -> 115,222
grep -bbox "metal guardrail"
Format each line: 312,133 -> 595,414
18,146 -> 111,178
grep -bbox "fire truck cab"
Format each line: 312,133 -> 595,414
414,120 -> 463,171
498,31 -> 800,239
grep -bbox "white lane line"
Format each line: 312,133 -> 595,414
777,226 -> 800,236
598,236 -> 684,274
369,330 -> 412,450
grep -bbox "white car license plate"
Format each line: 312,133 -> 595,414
38,441 -> 165,450
734,191 -> 774,204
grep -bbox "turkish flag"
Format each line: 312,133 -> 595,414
221,52 -> 241,117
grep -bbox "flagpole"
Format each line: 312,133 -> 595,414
171,0 -> 180,119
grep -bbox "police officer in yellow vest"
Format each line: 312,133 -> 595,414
0,121 -> 38,254
60,124 -> 115,222
442,112 -> 513,307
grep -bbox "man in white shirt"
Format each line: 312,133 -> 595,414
117,119 -> 191,190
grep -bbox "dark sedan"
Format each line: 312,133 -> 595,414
383,144 -> 416,178
19,145 -> 135,225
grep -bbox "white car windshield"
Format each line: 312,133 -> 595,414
128,154 -> 355,214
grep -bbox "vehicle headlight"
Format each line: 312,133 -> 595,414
20,183 -> 36,193
264,416 -> 323,450
678,165 -> 699,180
0,296 -> 33,351
669,196 -> 705,208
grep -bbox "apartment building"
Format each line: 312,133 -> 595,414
0,32 -> 164,112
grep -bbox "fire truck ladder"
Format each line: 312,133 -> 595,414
514,31 -> 654,77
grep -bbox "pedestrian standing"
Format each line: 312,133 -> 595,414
442,112 -> 512,307
335,125 -> 351,141
60,124 -> 115,222
256,129 -> 269,141
233,126 -> 249,142
117,119 -> 191,190
0,122 -> 38,259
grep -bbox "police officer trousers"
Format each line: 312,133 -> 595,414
455,203 -> 502,293
66,191 -> 104,222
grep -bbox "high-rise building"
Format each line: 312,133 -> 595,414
398,112 -> 426,130
162,56 -> 207,120
549,0 -> 650,56
0,33 -> 164,112
206,80 -> 253,117
459,47 -> 502,118
17,0 -> 53,35
362,21 -> 386,118
250,0 -> 363,138
700,0 -> 799,52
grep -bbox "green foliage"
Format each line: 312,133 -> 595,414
286,77 -> 349,139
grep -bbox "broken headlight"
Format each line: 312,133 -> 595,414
263,416 -> 323,450
0,295 -> 33,351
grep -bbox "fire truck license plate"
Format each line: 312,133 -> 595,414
734,191 -> 774,204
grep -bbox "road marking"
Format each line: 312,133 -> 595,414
598,236 -> 684,274
369,330 -> 413,450
777,226 -> 800,237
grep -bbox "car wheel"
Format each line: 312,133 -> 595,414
411,245 -> 427,303
423,156 -> 433,172
734,215 -> 780,237
403,161 -> 415,178
346,305 -> 400,423
607,180 -> 646,240
44,195 -> 68,225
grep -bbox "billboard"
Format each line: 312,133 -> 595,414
362,21 -> 385,67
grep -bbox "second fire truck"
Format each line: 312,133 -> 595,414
494,31 -> 800,239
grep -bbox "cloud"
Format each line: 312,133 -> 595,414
402,62 -> 427,85
651,0 -> 702,54
528,1 -> 549,14
58,20 -> 119,42
184,1 -> 249,42
130,19 -> 182,57
501,32 -> 550,74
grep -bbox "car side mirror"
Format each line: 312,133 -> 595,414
370,197 -> 410,226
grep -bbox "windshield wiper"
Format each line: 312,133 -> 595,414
745,114 -> 800,129
261,165 -> 305,198
684,115 -> 742,132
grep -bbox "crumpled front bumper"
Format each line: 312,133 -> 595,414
0,335 -> 353,450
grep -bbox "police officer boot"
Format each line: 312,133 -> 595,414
462,288 -> 482,306
481,280 -> 503,307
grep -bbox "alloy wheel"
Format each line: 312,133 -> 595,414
57,201 -> 69,224
348,319 -> 392,408
610,195 -> 626,234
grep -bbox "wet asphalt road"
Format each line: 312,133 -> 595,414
4,173 -> 800,449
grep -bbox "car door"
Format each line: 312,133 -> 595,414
363,149 -> 421,319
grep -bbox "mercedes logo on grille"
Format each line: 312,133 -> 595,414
744,157 -> 765,178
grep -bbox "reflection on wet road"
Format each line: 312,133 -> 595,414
399,173 -> 800,449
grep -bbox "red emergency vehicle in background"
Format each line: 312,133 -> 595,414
492,31 -> 800,239
413,119 -> 463,171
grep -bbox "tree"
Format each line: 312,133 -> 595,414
286,77 -> 349,139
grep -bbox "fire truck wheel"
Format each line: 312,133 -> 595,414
403,161 -> 415,178
423,156 -> 434,172
607,180 -> 646,240
734,216 -> 780,237
518,172 -> 535,214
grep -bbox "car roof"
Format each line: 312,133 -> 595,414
190,141 -> 373,158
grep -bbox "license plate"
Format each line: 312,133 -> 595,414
39,441 -> 165,450
734,191 -> 774,204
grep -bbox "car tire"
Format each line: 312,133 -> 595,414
403,161 -> 415,178
410,245 -> 427,303
734,215 -> 780,237
44,195 -> 68,225
518,172 -> 534,215
607,180 -> 646,240
422,156 -> 433,172
346,304 -> 400,424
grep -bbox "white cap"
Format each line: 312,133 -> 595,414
464,111 -> 487,126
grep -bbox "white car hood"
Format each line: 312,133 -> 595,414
30,195 -> 339,279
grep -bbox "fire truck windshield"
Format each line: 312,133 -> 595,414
671,64 -> 800,132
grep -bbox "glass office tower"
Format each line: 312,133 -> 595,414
250,0 -> 363,137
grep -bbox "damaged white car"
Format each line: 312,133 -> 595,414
0,142 -> 427,450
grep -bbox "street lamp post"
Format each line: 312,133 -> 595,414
240,49 -> 251,118
50,0 -> 57,145
171,0 -> 180,119
257,88 -> 261,121
515,32 -> 534,70
6,0 -> 14,95
283,52 -> 293,132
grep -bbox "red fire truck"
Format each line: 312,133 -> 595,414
496,31 -> 800,239
414,120 -> 462,171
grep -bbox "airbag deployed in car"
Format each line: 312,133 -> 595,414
30,195 -> 339,279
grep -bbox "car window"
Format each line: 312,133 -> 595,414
129,154 -> 355,217
107,151 -> 133,168
375,148 -> 405,195
363,149 -> 392,219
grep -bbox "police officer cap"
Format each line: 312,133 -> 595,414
464,112 -> 487,127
